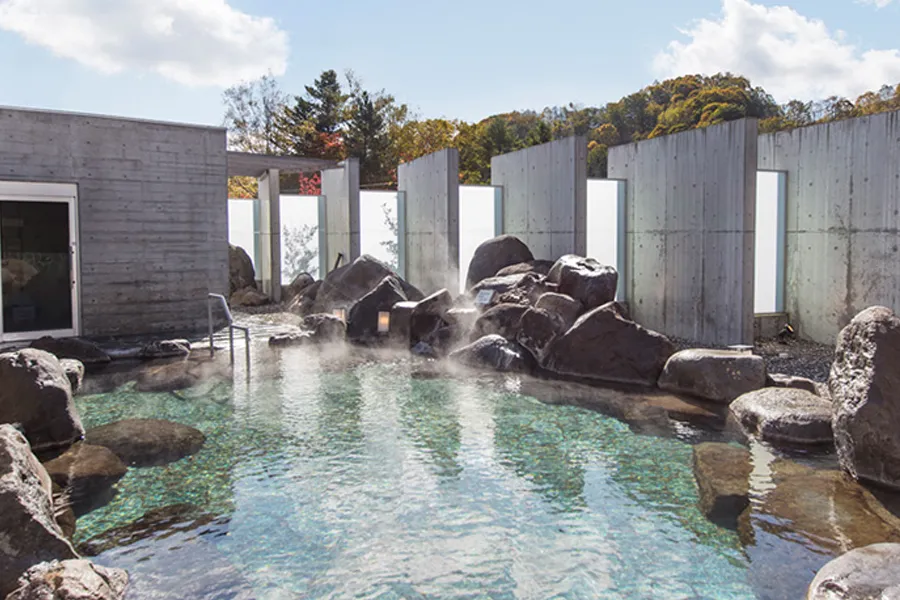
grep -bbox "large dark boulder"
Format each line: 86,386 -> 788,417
692,442 -> 751,529
472,303 -> 529,340
542,302 -> 675,387
449,335 -> 535,374
829,306 -> 900,490
7,559 -> 128,600
41,443 -> 127,514
86,419 -> 205,467
410,289 -> 453,346
287,279 -> 322,317
0,349 -> 84,452
0,425 -> 78,597
495,259 -> 555,278
283,272 -> 315,304
302,313 -> 346,343
315,255 -> 422,312
346,276 -> 408,342
658,349 -> 767,404
228,244 -> 256,295
465,235 -> 534,290
230,286 -> 268,307
807,543 -> 900,600
30,336 -> 110,366
546,255 -> 618,311
517,307 -> 567,362
534,292 -> 583,329
728,387 -> 833,446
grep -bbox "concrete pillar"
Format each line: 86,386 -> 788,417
398,149 -> 460,294
257,168 -> 282,302
490,136 -> 587,260
321,158 -> 360,274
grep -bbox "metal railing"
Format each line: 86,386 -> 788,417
208,293 -> 251,372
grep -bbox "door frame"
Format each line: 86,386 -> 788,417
0,181 -> 81,342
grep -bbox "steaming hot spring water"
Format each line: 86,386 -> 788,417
73,342 -> 843,599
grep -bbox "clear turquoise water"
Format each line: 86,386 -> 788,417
75,346 -> 758,600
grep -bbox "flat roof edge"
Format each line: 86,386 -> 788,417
0,104 -> 227,133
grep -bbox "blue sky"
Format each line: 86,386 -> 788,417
0,0 -> 898,127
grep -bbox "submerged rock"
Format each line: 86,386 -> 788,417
465,235 -> 534,290
546,254 -> 617,311
542,302 -> 675,387
41,443 -> 127,514
658,349 -> 767,404
829,306 -> 900,491
6,559 -> 128,600
729,388 -> 833,446
85,419 -> 205,467
449,334 -> 535,374
30,336 -> 111,366
134,361 -> 199,393
692,442 -> 752,529
0,349 -> 84,452
807,543 -> 900,600
59,358 -> 85,394
138,339 -> 191,360
0,425 -> 77,597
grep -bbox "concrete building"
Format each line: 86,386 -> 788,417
0,106 -> 332,342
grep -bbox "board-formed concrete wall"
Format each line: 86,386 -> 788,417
321,158 -> 360,273
398,149 -> 460,293
609,119 -> 759,345
758,111 -> 900,344
491,137 -> 587,259
0,106 -> 228,337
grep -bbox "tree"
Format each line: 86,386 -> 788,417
274,69 -> 348,160
283,224 -> 319,280
379,201 -> 399,270
346,89 -> 394,185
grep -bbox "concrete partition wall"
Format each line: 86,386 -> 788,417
398,149 -> 460,293
321,158 -> 360,273
609,119 -> 759,345
758,111 -> 900,344
490,137 -> 587,259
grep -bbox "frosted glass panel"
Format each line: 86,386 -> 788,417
755,172 -> 785,314
281,194 -> 320,283
360,191 -> 399,271
586,180 -> 620,269
459,185 -> 498,293
228,199 -> 257,270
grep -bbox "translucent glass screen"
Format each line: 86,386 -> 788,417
360,191 -> 399,271
281,195 -> 320,283
754,172 -> 785,314
228,199 -> 257,270
458,185 -> 498,293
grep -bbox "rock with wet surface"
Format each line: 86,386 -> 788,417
301,313 -> 346,343
228,244 -> 256,295
59,359 -> 85,393
30,336 -> 111,366
471,303 -> 529,340
6,559 -> 128,600
138,339 -> 191,360
41,443 -> 127,514
546,255 -> 618,311
85,419 -> 205,467
829,306 -> 900,490
0,349 -> 84,452
347,276 -> 408,342
729,387 -> 833,445
767,372 -> 820,395
0,425 -> 77,597
449,335 -> 535,374
542,302 -> 675,387
230,286 -> 269,307
534,292 -> 583,330
692,442 -> 752,528
283,272 -> 315,304
516,307 -> 567,362
133,361 -> 199,393
658,349 -> 767,404
465,235 -> 534,290
495,259 -> 555,278
314,255 -> 422,313
807,543 -> 900,600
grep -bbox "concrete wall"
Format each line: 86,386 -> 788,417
491,137 -> 587,259
758,111 -> 900,344
609,119 -> 758,345
0,107 -> 228,337
397,149 -> 460,293
321,158 -> 360,273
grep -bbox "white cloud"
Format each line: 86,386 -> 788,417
654,0 -> 900,101
859,0 -> 895,7
0,0 -> 288,87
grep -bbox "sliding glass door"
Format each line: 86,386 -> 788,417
0,182 -> 79,342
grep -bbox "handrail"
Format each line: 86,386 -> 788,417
208,293 -> 251,373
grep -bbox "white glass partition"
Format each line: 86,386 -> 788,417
586,179 -> 626,300
754,172 -> 787,314
280,194 -> 321,283
228,199 -> 257,270
360,191 -> 400,271
458,185 -> 499,293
